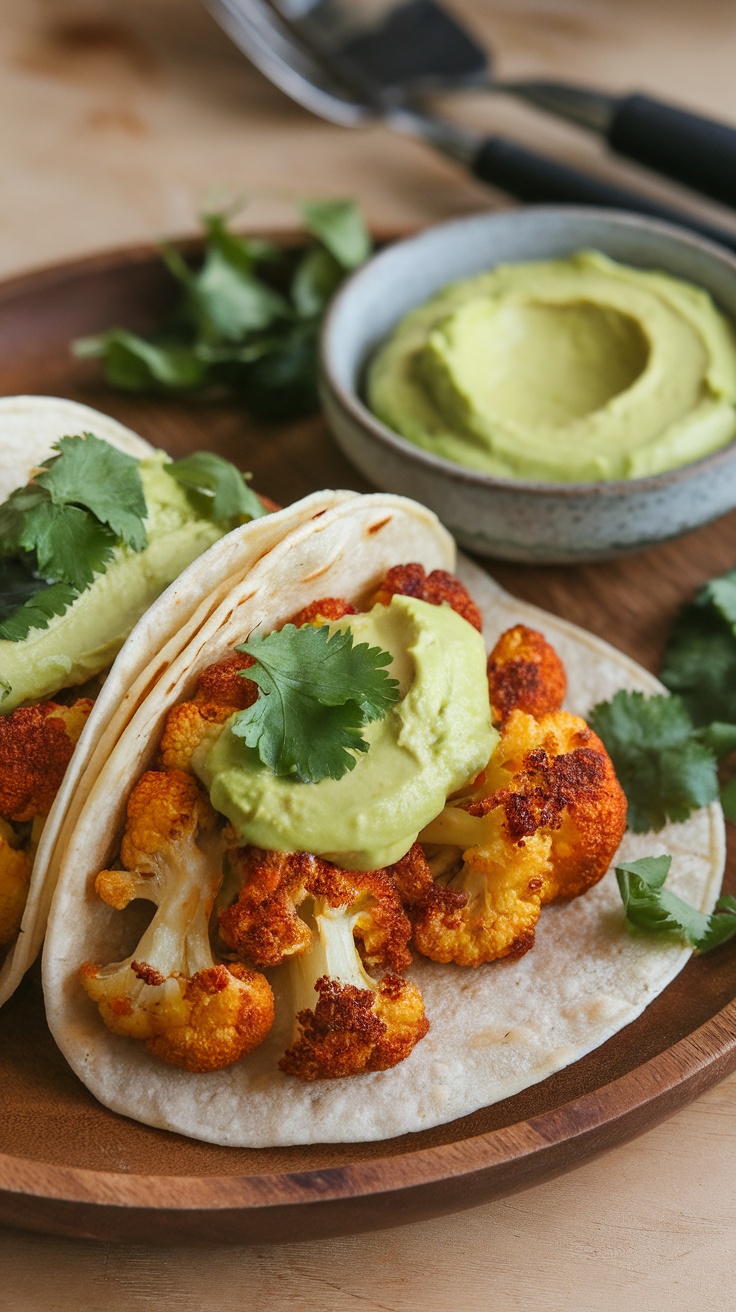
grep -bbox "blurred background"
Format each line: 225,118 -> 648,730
3,0 -> 736,276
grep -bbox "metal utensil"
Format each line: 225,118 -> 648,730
266,0 -> 736,211
206,0 -> 736,251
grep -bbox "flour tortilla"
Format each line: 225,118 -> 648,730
0,396 -> 355,1006
42,508 -> 725,1146
0,395 -> 154,500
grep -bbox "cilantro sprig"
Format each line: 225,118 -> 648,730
0,434 -> 148,640
167,451 -> 266,524
0,437 -> 264,642
616,855 -> 736,952
74,200 -> 372,422
231,623 -> 400,783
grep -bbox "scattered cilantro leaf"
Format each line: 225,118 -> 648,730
720,776 -> 736,824
300,199 -> 372,269
292,247 -> 344,318
166,452 -> 267,523
589,690 -> 718,832
0,579 -> 79,641
168,242 -> 290,343
231,623 -> 399,783
74,330 -> 208,392
72,202 -> 370,421
36,434 -> 147,550
698,721 -> 736,759
701,568 -> 736,629
661,598 -> 736,727
616,855 -> 736,952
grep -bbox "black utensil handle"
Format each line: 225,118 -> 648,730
608,95 -> 736,210
471,134 -> 736,253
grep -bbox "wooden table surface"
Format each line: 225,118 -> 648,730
3,1 -> 736,1307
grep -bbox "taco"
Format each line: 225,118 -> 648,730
0,395 -> 353,1006
43,493 -> 725,1146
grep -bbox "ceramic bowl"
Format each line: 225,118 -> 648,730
320,206 -> 736,562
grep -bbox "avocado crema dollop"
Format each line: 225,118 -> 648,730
0,453 -> 225,712
367,250 -> 736,483
195,595 -> 496,871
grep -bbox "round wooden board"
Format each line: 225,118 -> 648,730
1,240 -> 736,1247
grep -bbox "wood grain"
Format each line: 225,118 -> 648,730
0,242 -> 735,1245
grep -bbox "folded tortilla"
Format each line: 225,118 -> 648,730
0,397 -> 354,1006
42,497 -> 725,1145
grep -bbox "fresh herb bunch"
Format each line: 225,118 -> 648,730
616,855 -> 736,952
0,439 -> 264,641
74,200 -> 372,422
231,622 -> 400,783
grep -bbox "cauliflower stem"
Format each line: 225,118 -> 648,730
80,770 -> 274,1072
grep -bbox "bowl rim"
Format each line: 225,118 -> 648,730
321,204 -> 736,499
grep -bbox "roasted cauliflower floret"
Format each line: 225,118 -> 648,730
413,709 -> 627,966
0,698 -> 93,823
278,894 -> 428,1081
217,844 -> 427,1079
79,769 -> 274,1072
219,845 -> 414,972
487,625 -> 566,725
372,563 -> 482,631
0,817 -> 31,949
478,710 -> 628,901
280,972 -> 428,1082
159,654 -> 258,773
289,597 -> 357,627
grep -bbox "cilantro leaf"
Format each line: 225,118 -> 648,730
74,330 -> 208,392
616,855 -> 736,952
36,434 -> 147,550
231,623 -> 400,783
301,199 -> 372,269
166,242 -> 290,343
0,434 -> 149,638
0,484 -> 48,554
0,580 -> 79,641
0,554 -> 49,618
661,599 -> 736,727
18,501 -> 117,589
166,452 -> 267,523
588,690 -> 719,832
292,247 -> 344,318
73,202 -> 369,421
720,775 -> 736,823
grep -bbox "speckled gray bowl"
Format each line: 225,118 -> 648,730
320,206 -> 736,562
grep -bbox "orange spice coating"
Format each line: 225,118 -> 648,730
0,699 -> 93,823
411,709 -> 627,967
289,598 -> 357,627
220,845 -> 414,973
482,710 -> 628,902
278,974 -> 429,1080
159,654 -> 258,773
0,817 -> 31,948
372,563 -> 483,631
487,625 -> 566,725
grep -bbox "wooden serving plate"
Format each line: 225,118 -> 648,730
1,241 -> 736,1245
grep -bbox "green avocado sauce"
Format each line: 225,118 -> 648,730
196,595 -> 496,870
0,453 -> 225,712
367,251 -> 736,483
